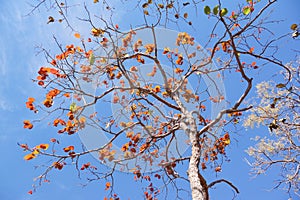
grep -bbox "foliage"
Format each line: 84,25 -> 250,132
245,63 -> 300,195
21,0 -> 299,199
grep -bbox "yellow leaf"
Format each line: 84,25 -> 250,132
224,139 -> 230,145
32,149 -> 40,155
24,153 -> 36,161
91,28 -> 103,37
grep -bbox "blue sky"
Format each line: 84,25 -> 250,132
0,0 -> 299,200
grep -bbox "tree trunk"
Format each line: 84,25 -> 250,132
187,114 -> 209,200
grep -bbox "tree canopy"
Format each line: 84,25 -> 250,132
21,0 -> 299,199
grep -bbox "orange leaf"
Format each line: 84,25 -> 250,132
153,85 -> 161,93
37,75 -> 46,80
224,133 -> 230,139
126,131 -> 134,138
105,182 -> 111,190
74,33 -> 81,38
23,120 -> 33,129
43,98 -> 53,108
19,143 -> 29,150
80,162 -> 91,170
131,133 -> 141,143
53,162 -> 64,170
37,143 -> 49,150
174,68 -> 184,74
50,59 -> 57,66
50,138 -> 57,143
63,93 -> 70,98
38,81 -> 44,86
28,97 -> 35,102
215,166 -> 222,172
63,145 -> 74,152
175,54 -> 183,65
121,143 -> 129,152
53,119 -> 60,127
249,47 -> 254,53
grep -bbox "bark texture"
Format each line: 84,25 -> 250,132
186,114 -> 209,200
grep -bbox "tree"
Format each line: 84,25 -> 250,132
244,63 -> 300,195
21,0 -> 299,199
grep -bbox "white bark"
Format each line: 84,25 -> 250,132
185,114 -> 209,200
173,93 -> 208,200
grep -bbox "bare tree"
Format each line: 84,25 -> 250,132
245,62 -> 300,197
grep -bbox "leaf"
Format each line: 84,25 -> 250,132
70,102 -> 77,113
74,33 -> 81,38
276,83 -> 286,88
89,53 -> 95,65
224,138 -> 230,145
36,144 -> 49,150
142,3 -> 148,8
47,16 -> 54,24
213,5 -> 219,15
23,120 -> 33,129
220,8 -> 228,17
290,24 -> 298,30
64,93 -> 70,98
249,47 -> 254,53
91,28 -> 103,37
243,7 -> 251,15
223,133 -> 230,145
204,6 -> 211,15
32,149 -> 39,155
158,4 -> 164,9
63,145 -> 74,152
105,182 -> 111,190
28,97 -> 35,102
24,153 -> 36,161
166,3 -> 173,8
215,166 -> 222,172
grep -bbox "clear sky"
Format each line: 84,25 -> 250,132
0,0 -> 299,200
